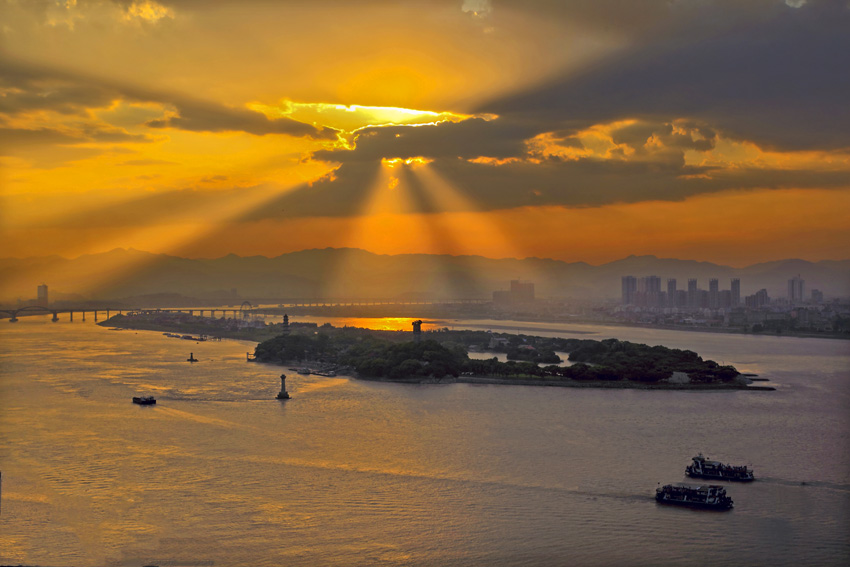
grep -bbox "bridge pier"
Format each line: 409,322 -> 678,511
70,311 -> 74,322
82,311 -> 86,321
52,311 -> 59,322
94,311 -> 98,322
106,309 -> 110,319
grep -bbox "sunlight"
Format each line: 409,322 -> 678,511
411,163 -> 523,259
382,157 -> 433,168
248,100 -> 490,134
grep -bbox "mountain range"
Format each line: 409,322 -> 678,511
1,248 -> 848,303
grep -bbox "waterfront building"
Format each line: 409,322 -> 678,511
709,278 -> 719,309
494,280 -> 536,305
510,280 -> 535,302
688,279 -> 698,309
666,279 -> 677,307
788,275 -> 805,304
37,284 -> 48,307
622,276 -> 637,305
745,288 -> 771,308
731,278 -> 741,307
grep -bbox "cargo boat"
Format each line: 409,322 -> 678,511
655,483 -> 733,510
686,453 -> 754,481
132,396 -> 156,405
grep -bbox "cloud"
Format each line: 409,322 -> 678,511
314,117 -> 538,163
0,58 -> 331,139
144,99 -> 329,137
123,0 -> 175,23
483,0 -> 850,151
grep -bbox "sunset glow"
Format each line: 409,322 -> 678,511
1,0 -> 847,288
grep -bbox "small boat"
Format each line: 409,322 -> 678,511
297,368 -> 312,375
655,483 -> 733,510
132,396 -> 156,405
686,454 -> 754,481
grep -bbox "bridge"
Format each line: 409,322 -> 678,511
1,298 -> 490,323
0,305 -> 134,323
0,303 -> 257,323
255,297 -> 489,309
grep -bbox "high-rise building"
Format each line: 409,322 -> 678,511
37,284 -> 48,307
637,275 -> 662,307
745,289 -> 771,308
622,276 -> 637,305
811,289 -> 823,304
667,279 -> 677,308
731,278 -> 741,307
788,275 -> 805,303
709,278 -> 719,309
687,279 -> 698,309
494,280 -> 536,305
510,280 -> 535,302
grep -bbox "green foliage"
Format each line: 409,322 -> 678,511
253,327 -> 739,384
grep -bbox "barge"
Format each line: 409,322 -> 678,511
656,483 -> 733,510
686,453 -> 754,481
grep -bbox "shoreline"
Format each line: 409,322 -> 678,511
100,318 -> 778,392
331,372 -> 775,391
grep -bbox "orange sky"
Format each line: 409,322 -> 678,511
1,0 -> 848,269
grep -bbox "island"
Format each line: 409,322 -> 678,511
253,328 -> 770,390
101,313 -> 773,390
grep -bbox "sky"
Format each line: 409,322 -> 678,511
1,0 -> 849,267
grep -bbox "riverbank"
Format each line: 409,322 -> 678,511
354,373 -> 775,391
104,314 -> 775,391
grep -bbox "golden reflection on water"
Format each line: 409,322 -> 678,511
315,316 -> 442,332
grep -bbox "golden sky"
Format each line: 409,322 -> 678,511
1,0 -> 848,267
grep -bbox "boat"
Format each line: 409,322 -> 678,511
297,368 -> 312,375
655,483 -> 733,510
686,453 -> 754,481
132,396 -> 156,405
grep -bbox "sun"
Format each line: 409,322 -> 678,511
248,100 -> 494,135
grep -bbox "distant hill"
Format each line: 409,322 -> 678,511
1,248 -> 847,303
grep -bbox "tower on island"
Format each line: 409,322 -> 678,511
282,314 -> 290,335
276,374 -> 290,400
412,320 -> 422,343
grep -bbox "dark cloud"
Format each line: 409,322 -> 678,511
484,0 -> 850,151
314,118 -> 538,163
0,58 -> 332,139
0,125 -> 150,168
0,127 -> 87,148
144,100 -> 328,137
229,154 -> 850,221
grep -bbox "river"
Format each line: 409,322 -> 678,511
1,315 -> 848,566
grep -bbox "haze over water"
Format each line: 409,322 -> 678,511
1,317 -> 848,566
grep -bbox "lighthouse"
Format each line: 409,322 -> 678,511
276,374 -> 290,400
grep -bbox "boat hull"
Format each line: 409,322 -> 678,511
655,494 -> 733,510
686,470 -> 754,482
655,484 -> 734,510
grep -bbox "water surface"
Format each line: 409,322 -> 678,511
1,316 -> 848,566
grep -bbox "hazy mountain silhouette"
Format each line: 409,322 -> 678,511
1,248 -> 847,303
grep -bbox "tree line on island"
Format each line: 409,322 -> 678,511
253,328 -> 740,384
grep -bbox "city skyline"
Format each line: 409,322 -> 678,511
1,0 -> 849,274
